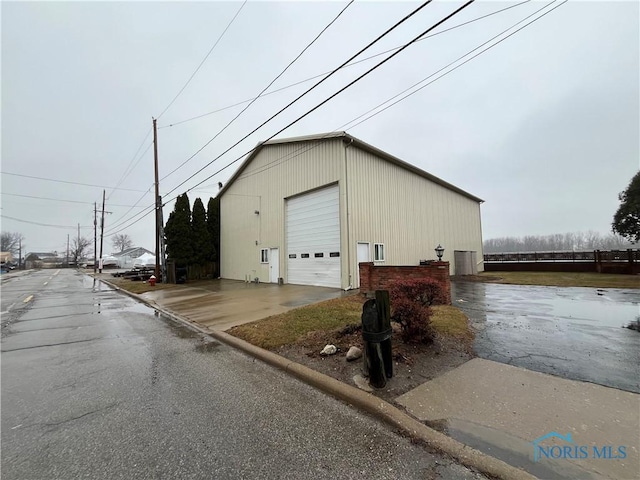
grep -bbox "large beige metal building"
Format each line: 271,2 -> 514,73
219,132 -> 483,289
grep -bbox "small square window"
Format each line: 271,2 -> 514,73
314,253 -> 324,258
374,243 -> 385,262
329,252 -> 340,258
260,249 -> 269,263
301,253 -> 310,258
288,254 -> 296,259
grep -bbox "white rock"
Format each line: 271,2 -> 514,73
353,374 -> 373,392
320,344 -> 337,356
346,346 -> 362,361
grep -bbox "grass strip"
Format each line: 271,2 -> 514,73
478,271 -> 640,289
229,295 -> 473,350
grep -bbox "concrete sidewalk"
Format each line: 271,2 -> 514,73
397,358 -> 640,479
124,277 -> 344,331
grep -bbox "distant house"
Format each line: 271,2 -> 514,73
0,252 -> 14,264
25,252 -> 61,269
111,247 -> 154,269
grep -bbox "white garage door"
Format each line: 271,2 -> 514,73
286,185 -> 341,288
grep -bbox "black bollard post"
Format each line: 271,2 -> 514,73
376,290 -> 393,379
361,290 -> 393,389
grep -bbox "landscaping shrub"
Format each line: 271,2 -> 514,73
389,278 -> 447,344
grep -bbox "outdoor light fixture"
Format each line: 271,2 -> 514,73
254,210 -> 260,215
435,244 -> 444,260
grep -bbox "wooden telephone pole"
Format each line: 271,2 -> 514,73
93,203 -> 97,274
153,118 -> 160,280
99,190 -> 106,273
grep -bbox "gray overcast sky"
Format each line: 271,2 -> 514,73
1,0 -> 638,255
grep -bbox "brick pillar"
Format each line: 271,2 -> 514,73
359,262 -> 374,291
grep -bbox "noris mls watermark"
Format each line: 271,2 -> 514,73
532,432 -> 627,462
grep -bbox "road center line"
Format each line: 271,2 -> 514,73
23,295 -> 33,303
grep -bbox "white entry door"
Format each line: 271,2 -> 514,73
269,248 -> 280,283
356,242 -> 370,288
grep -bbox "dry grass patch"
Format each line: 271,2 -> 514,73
228,295 -> 365,350
107,277 -> 176,294
229,295 -> 475,350
431,305 -> 474,343
477,271 -> 640,289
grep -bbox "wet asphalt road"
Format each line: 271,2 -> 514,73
451,281 -> 640,393
1,269 -> 485,480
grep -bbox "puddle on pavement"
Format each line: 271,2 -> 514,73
545,296 -> 638,327
157,316 -> 200,339
452,281 -> 640,392
452,282 -> 640,328
195,340 -> 221,353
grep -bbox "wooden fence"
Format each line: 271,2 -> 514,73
483,249 -> 639,275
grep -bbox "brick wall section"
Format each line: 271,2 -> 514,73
359,262 -> 451,305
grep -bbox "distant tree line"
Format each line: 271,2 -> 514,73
164,193 -> 219,279
483,231 -> 636,253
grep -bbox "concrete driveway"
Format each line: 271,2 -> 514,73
451,281 -> 640,393
140,279 -> 345,331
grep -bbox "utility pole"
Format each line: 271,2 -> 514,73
77,223 -> 80,267
93,203 -> 97,274
158,195 -> 167,283
66,234 -> 69,268
153,118 -> 160,279
18,237 -> 22,270
99,190 -> 106,273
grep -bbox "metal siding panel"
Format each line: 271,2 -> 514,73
346,146 -> 483,276
220,140 -> 344,284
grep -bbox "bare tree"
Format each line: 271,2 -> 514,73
484,231 -> 636,253
71,237 -> 92,265
111,233 -> 133,253
1,231 -> 25,255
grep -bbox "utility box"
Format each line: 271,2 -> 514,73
454,250 -> 478,275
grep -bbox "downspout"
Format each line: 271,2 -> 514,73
344,138 -> 354,290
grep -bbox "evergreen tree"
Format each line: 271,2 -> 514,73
206,196 -> 220,262
164,193 -> 194,266
613,171 -> 640,243
191,198 -> 211,265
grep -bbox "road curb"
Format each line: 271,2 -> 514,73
99,277 -> 537,480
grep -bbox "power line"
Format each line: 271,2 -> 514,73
1,172 -> 147,192
344,1 -> 568,133
1,192 -> 147,208
239,1 -> 566,181
166,0 -> 474,199
160,0 -> 355,182
105,0 -> 559,237
102,187 -> 154,234
162,0 -> 438,198
105,1 -> 465,235
103,203 -> 156,236
106,128 -> 153,200
0,214 -> 92,229
159,0 -> 531,130
156,0 -> 248,120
